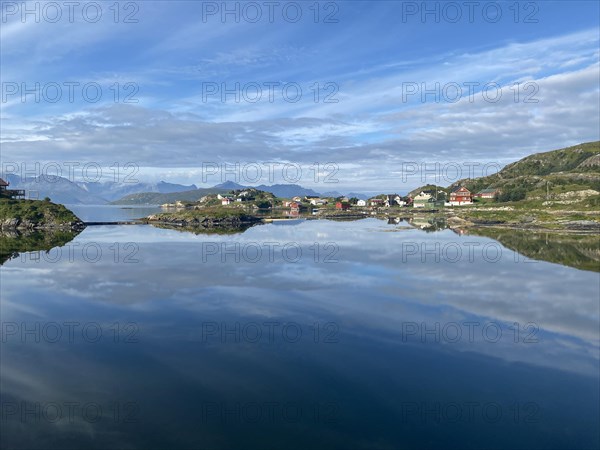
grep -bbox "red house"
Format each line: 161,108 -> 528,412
449,187 -> 473,205
336,202 -> 351,210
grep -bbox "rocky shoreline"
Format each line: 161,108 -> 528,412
0,217 -> 86,231
0,199 -> 86,231
144,213 -> 263,229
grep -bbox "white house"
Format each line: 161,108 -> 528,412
413,192 -> 432,208
356,199 -> 367,207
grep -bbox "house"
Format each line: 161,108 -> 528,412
412,192 -> 432,208
474,188 -> 499,199
292,196 -> 302,202
0,178 -> 25,199
221,198 -> 232,205
449,187 -> 473,205
336,202 -> 351,210
369,199 -> 384,207
309,198 -> 327,206
283,201 -> 301,208
356,199 -> 367,207
387,194 -> 402,206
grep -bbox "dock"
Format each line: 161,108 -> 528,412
83,221 -> 146,226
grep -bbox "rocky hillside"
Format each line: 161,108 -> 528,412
413,141 -> 600,204
0,199 -> 84,230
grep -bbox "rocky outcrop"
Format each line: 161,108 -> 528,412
145,213 -> 262,229
0,199 -> 85,231
0,218 -> 86,231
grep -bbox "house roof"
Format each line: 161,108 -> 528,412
451,186 -> 471,193
0,178 -> 9,187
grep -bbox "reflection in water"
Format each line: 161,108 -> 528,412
391,215 -> 600,272
0,229 -> 82,265
467,228 -> 600,272
151,222 -> 263,235
1,216 -> 598,449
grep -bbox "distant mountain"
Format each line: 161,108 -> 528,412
346,192 -> 369,200
320,190 -> 368,200
3,175 -> 108,205
1,175 -> 198,205
255,184 -> 321,198
111,187 -> 231,205
321,191 -> 344,198
111,182 -> 369,205
214,181 -> 246,190
76,180 -> 197,201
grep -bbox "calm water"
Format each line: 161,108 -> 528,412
66,204 -> 163,222
1,207 -> 599,449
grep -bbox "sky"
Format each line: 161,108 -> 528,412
1,0 -> 599,194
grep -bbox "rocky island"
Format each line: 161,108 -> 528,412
0,198 -> 85,231
145,206 -> 264,232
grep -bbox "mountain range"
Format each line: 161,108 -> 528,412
0,174 -> 198,205
0,175 -> 368,205
112,182 -> 368,205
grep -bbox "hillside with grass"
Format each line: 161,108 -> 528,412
0,198 -> 84,229
448,141 -> 600,202
411,141 -> 599,205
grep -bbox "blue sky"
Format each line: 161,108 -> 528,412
1,1 -> 599,194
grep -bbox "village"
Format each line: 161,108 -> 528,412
159,185 -> 501,216
1,175 -> 499,215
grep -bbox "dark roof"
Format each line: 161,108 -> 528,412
0,178 -> 9,187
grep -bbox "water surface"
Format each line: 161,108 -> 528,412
1,211 -> 598,449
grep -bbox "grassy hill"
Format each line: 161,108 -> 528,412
412,141 -> 600,205
0,198 -> 83,228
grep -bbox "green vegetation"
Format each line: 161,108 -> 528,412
469,228 -> 600,272
0,199 -> 82,227
403,141 -> 600,231
149,206 -> 257,221
445,141 -> 600,199
0,229 -> 82,265
152,222 -> 258,235
498,141 -> 600,177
